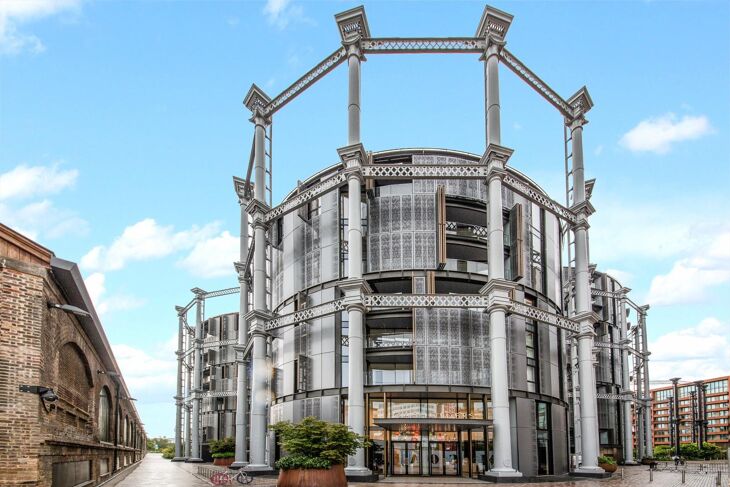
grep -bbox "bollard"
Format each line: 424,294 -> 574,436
716,471 -> 720,486
650,468 -> 653,482
682,469 -> 685,484
621,467 -> 624,479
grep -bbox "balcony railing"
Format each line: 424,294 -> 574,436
367,334 -> 413,349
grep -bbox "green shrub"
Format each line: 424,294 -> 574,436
598,455 -> 616,465
701,442 -> 723,460
270,417 -> 371,470
653,445 -> 673,461
209,437 -> 235,455
162,446 -> 174,459
212,452 -> 235,459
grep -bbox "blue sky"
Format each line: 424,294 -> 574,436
1,0 -> 728,438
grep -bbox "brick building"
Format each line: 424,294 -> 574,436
651,376 -> 730,450
0,223 -> 146,487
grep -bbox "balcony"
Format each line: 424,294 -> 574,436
367,332 -> 412,349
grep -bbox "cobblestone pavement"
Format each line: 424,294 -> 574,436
115,457 -> 729,487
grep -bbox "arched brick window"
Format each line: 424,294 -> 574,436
98,387 -> 112,442
57,342 -> 93,429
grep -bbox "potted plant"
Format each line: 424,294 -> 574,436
270,416 -> 371,487
598,455 -> 617,473
209,437 -> 236,467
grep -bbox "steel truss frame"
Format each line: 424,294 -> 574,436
361,37 -> 485,54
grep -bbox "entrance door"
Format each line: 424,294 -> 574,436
428,442 -> 443,475
443,442 -> 459,475
391,442 -> 421,475
428,442 -> 459,475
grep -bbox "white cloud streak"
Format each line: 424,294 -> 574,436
0,163 -> 78,200
84,272 -> 144,315
111,340 -> 177,404
177,230 -> 238,278
620,113 -> 713,154
649,318 -> 730,382
0,0 -> 83,55
81,218 -> 221,272
262,0 -> 312,30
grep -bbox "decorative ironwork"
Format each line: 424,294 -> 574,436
364,294 -> 489,309
499,48 -> 572,118
265,299 -> 346,331
202,287 -> 239,299
597,392 -> 633,401
445,221 -> 488,239
243,240 -> 255,279
265,172 -> 347,223
361,37 -> 485,54
264,47 -> 348,116
204,391 -> 237,398
202,339 -> 238,350
507,300 -> 580,333
341,336 -> 349,347
594,341 -> 623,350
362,164 -> 489,180
502,174 -> 577,224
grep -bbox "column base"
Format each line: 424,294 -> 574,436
572,466 -> 610,478
345,466 -> 378,482
171,457 -> 187,462
479,469 -> 523,483
185,457 -> 203,463
230,461 -> 249,469
622,461 -> 638,466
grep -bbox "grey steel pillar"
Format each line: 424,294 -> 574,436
618,290 -> 635,464
671,377 -> 681,458
232,184 -> 251,468
334,7 -> 372,479
243,85 -> 273,472
634,327 -> 646,459
187,293 -> 204,462
476,6 -> 521,479
567,94 -> 602,473
184,328 -> 191,458
640,305 -> 653,457
172,308 -> 186,461
572,340 -> 582,465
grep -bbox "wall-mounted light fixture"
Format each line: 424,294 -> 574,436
48,302 -> 91,318
19,384 -> 58,412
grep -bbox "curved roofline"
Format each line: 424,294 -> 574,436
280,147 -> 554,203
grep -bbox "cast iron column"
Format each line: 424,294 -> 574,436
187,293 -> 204,462
172,308 -> 186,461
477,7 -> 521,478
618,290 -> 635,463
671,377 -> 681,458
640,305 -> 653,456
232,185 -> 251,468
184,329 -> 191,458
569,111 -> 602,473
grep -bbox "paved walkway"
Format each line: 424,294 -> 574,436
113,456 -> 728,487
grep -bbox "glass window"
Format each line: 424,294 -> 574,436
98,387 -> 111,442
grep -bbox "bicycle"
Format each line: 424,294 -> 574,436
209,468 -> 253,485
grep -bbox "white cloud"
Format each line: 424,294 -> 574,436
604,268 -> 633,286
262,0 -> 312,30
0,163 -> 78,201
0,0 -> 83,55
177,230 -> 239,278
649,317 -> 730,382
83,272 -> 144,315
112,341 -> 177,403
619,113 -> 713,154
647,229 -> 730,306
81,218 -> 221,272
0,199 -> 88,240
594,144 -> 604,156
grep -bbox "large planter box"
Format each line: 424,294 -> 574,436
213,457 -> 234,467
277,464 -> 346,487
599,463 -> 617,473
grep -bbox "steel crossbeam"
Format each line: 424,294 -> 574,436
507,300 -> 580,333
202,339 -> 238,350
591,288 -> 620,298
502,174 -> 578,224
361,37 -> 486,54
202,287 -> 239,299
264,172 -> 347,224
596,393 -> 633,401
594,341 -> 623,350
205,391 -> 237,398
362,164 -> 489,180
264,299 -> 346,331
365,293 -> 489,309
499,48 -> 574,118
263,47 -> 347,117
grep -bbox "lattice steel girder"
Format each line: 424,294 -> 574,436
264,172 -> 347,224
498,48 -> 574,119
205,391 -> 237,398
597,393 -> 634,401
365,293 -> 489,309
203,287 -> 240,299
591,288 -> 621,298
361,37 -> 486,54
362,164 -> 489,180
594,341 -> 624,350
507,300 -> 580,333
502,174 -> 578,224
202,339 -> 238,350
264,299 -> 346,331
445,221 -> 488,239
263,47 -> 347,117
243,240 -> 255,279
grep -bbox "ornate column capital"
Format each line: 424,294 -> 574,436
246,199 -> 272,228
191,287 -> 207,300
480,143 -> 514,181
566,86 -> 594,124
476,5 -> 513,43
338,143 -> 368,182
233,176 -> 252,204
245,309 -> 272,335
243,84 -> 272,121
335,6 -> 370,46
479,278 -> 515,313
